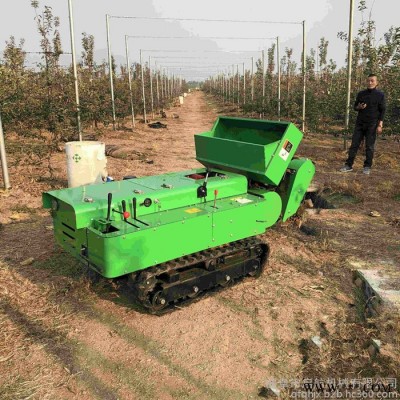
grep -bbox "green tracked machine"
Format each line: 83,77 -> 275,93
43,116 -> 315,312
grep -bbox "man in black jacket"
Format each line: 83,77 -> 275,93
340,74 -> 386,175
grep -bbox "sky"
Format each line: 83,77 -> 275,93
0,0 -> 399,81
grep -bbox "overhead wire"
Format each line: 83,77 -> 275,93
110,15 -> 302,25
127,35 -> 276,40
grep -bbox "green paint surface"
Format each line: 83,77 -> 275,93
43,117 -> 315,278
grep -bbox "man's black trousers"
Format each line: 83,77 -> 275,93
346,122 -> 377,168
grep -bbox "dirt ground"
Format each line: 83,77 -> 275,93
0,91 -> 399,399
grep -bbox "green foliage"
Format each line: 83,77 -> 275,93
205,3 -> 400,137
0,0 -> 185,156
1,0 -> 397,149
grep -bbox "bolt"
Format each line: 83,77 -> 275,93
159,298 -> 166,305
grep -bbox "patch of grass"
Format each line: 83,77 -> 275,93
245,322 -> 267,342
0,376 -> 41,400
394,193 -> 400,202
247,352 -> 269,371
325,191 -> 360,206
323,179 -> 363,200
274,251 -> 317,274
168,388 -> 199,400
217,296 -> 253,315
218,297 -> 267,341
375,152 -> 400,169
10,204 -> 35,214
376,180 -> 396,197
33,251 -> 83,278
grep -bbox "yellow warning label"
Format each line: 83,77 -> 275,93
185,207 -> 202,214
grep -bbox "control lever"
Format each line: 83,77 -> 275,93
104,192 -> 113,233
132,197 -> 149,226
121,200 -> 129,220
113,200 -> 140,228
213,189 -> 218,208
106,192 -> 112,221
197,170 -> 209,199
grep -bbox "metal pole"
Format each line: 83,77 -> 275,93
106,14 -> 116,130
232,64 -> 234,103
221,73 -> 223,100
149,56 -> 154,120
237,64 -> 240,107
222,72 -> 225,101
165,69 -> 168,99
345,0 -> 355,150
164,69 -> 168,100
160,68 -> 164,101
164,69 -> 167,100
251,56 -> 254,102
262,50 -> 265,118
224,74 -> 227,101
68,0 -> 82,140
228,70 -> 231,102
0,111 -> 11,189
225,72 -> 228,102
243,62 -> 246,105
302,20 -> 307,132
155,64 -> 160,110
277,36 -> 281,121
125,35 -> 135,130
140,49 -> 147,123
168,71 -> 172,99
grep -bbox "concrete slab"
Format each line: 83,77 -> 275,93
354,268 -> 400,316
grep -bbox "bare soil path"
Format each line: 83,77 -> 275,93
0,92 -> 399,399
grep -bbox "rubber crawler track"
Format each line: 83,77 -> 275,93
129,237 -> 269,314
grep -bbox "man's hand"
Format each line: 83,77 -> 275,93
356,102 -> 367,110
376,124 -> 383,135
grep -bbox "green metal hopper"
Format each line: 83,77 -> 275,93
195,116 -> 303,186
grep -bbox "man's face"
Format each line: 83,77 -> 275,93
367,76 -> 378,89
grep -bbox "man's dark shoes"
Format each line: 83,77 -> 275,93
340,165 -> 353,172
363,167 -> 371,175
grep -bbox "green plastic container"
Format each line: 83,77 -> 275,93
195,116 -> 303,186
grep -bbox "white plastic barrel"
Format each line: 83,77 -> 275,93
65,141 -> 107,188
179,96 -> 184,105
